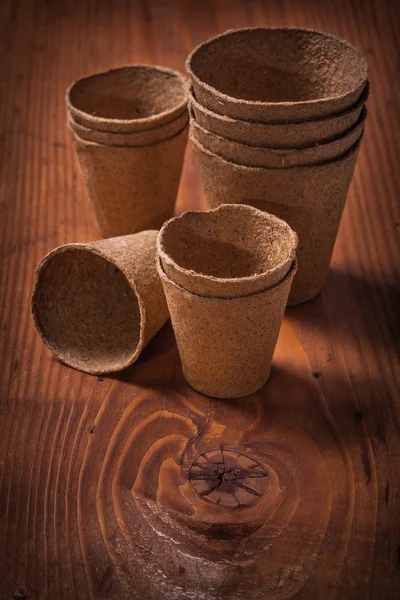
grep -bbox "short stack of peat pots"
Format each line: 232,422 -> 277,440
67,65 -> 189,238
157,204 -> 298,398
186,28 -> 368,305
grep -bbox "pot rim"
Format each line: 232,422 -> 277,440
67,64 -> 188,130
186,27 -> 367,113
31,243 -> 147,374
157,203 -> 298,295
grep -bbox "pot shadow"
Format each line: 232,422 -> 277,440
108,326 -> 307,421
109,338 -> 370,436
288,266 -> 400,353
213,363 -> 370,430
108,320 -> 186,390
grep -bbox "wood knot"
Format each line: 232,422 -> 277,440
188,448 -> 268,507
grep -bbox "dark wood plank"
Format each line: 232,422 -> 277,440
0,0 -> 399,598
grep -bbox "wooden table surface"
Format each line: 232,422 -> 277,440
1,0 -> 399,598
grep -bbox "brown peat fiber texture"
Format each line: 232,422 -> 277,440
2,1 -> 400,599
157,203 -> 297,298
158,258 -> 297,398
67,65 -> 188,132
190,107 -> 366,168
189,83 -> 369,148
68,108 -> 188,147
192,135 -> 361,306
71,125 -> 188,237
31,230 -> 169,374
186,28 -> 367,123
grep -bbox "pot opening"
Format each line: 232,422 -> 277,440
69,66 -> 186,120
33,248 -> 141,372
160,206 -> 296,280
190,29 -> 366,103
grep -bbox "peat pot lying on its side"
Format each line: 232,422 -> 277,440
32,231 -> 169,374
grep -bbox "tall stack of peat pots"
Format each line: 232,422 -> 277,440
186,28 -> 368,305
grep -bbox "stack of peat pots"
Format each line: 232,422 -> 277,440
67,65 -> 189,238
157,204 -> 298,398
186,28 -> 369,305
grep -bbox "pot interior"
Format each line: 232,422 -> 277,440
69,66 -> 186,120
160,205 -> 296,280
33,248 -> 141,372
190,29 -> 366,103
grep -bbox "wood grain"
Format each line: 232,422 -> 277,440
0,0 -> 399,598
